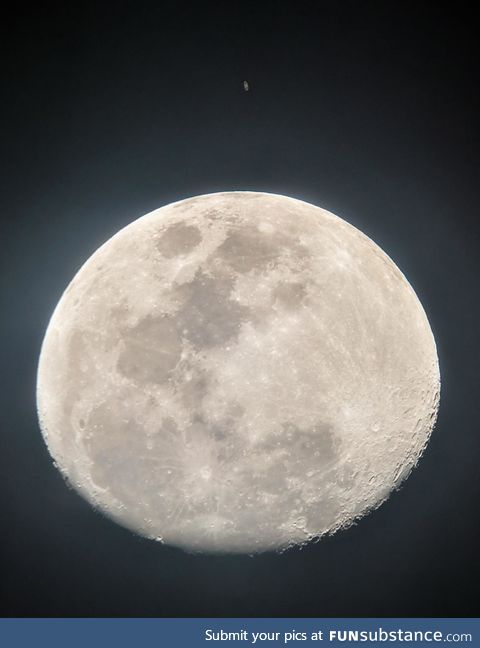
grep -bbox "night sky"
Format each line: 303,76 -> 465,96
1,2 -> 479,617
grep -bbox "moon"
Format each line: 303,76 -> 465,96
37,191 -> 440,554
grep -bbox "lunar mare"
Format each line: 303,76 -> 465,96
37,192 -> 440,553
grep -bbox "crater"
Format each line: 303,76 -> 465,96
227,401 -> 245,418
303,496 -> 342,537
157,222 -> 202,258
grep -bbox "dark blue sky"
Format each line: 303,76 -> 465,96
1,1 -> 479,616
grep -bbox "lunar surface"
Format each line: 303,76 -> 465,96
37,192 -> 440,553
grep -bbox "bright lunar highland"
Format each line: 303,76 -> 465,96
37,192 -> 440,553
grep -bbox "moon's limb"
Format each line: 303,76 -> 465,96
37,192 -> 440,553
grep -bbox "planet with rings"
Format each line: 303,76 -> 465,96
37,191 -> 440,554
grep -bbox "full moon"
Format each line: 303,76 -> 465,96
37,192 -> 440,553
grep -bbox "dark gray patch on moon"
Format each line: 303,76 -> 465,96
157,222 -> 202,257
178,366 -> 212,412
227,401 -> 245,418
211,422 -> 229,442
216,229 -> 282,273
117,316 -> 182,385
273,281 -> 308,309
175,271 -> 251,348
159,416 -> 178,437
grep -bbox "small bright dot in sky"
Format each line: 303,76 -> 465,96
243,80 -> 249,91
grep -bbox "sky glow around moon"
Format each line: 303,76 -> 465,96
37,192 -> 440,553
